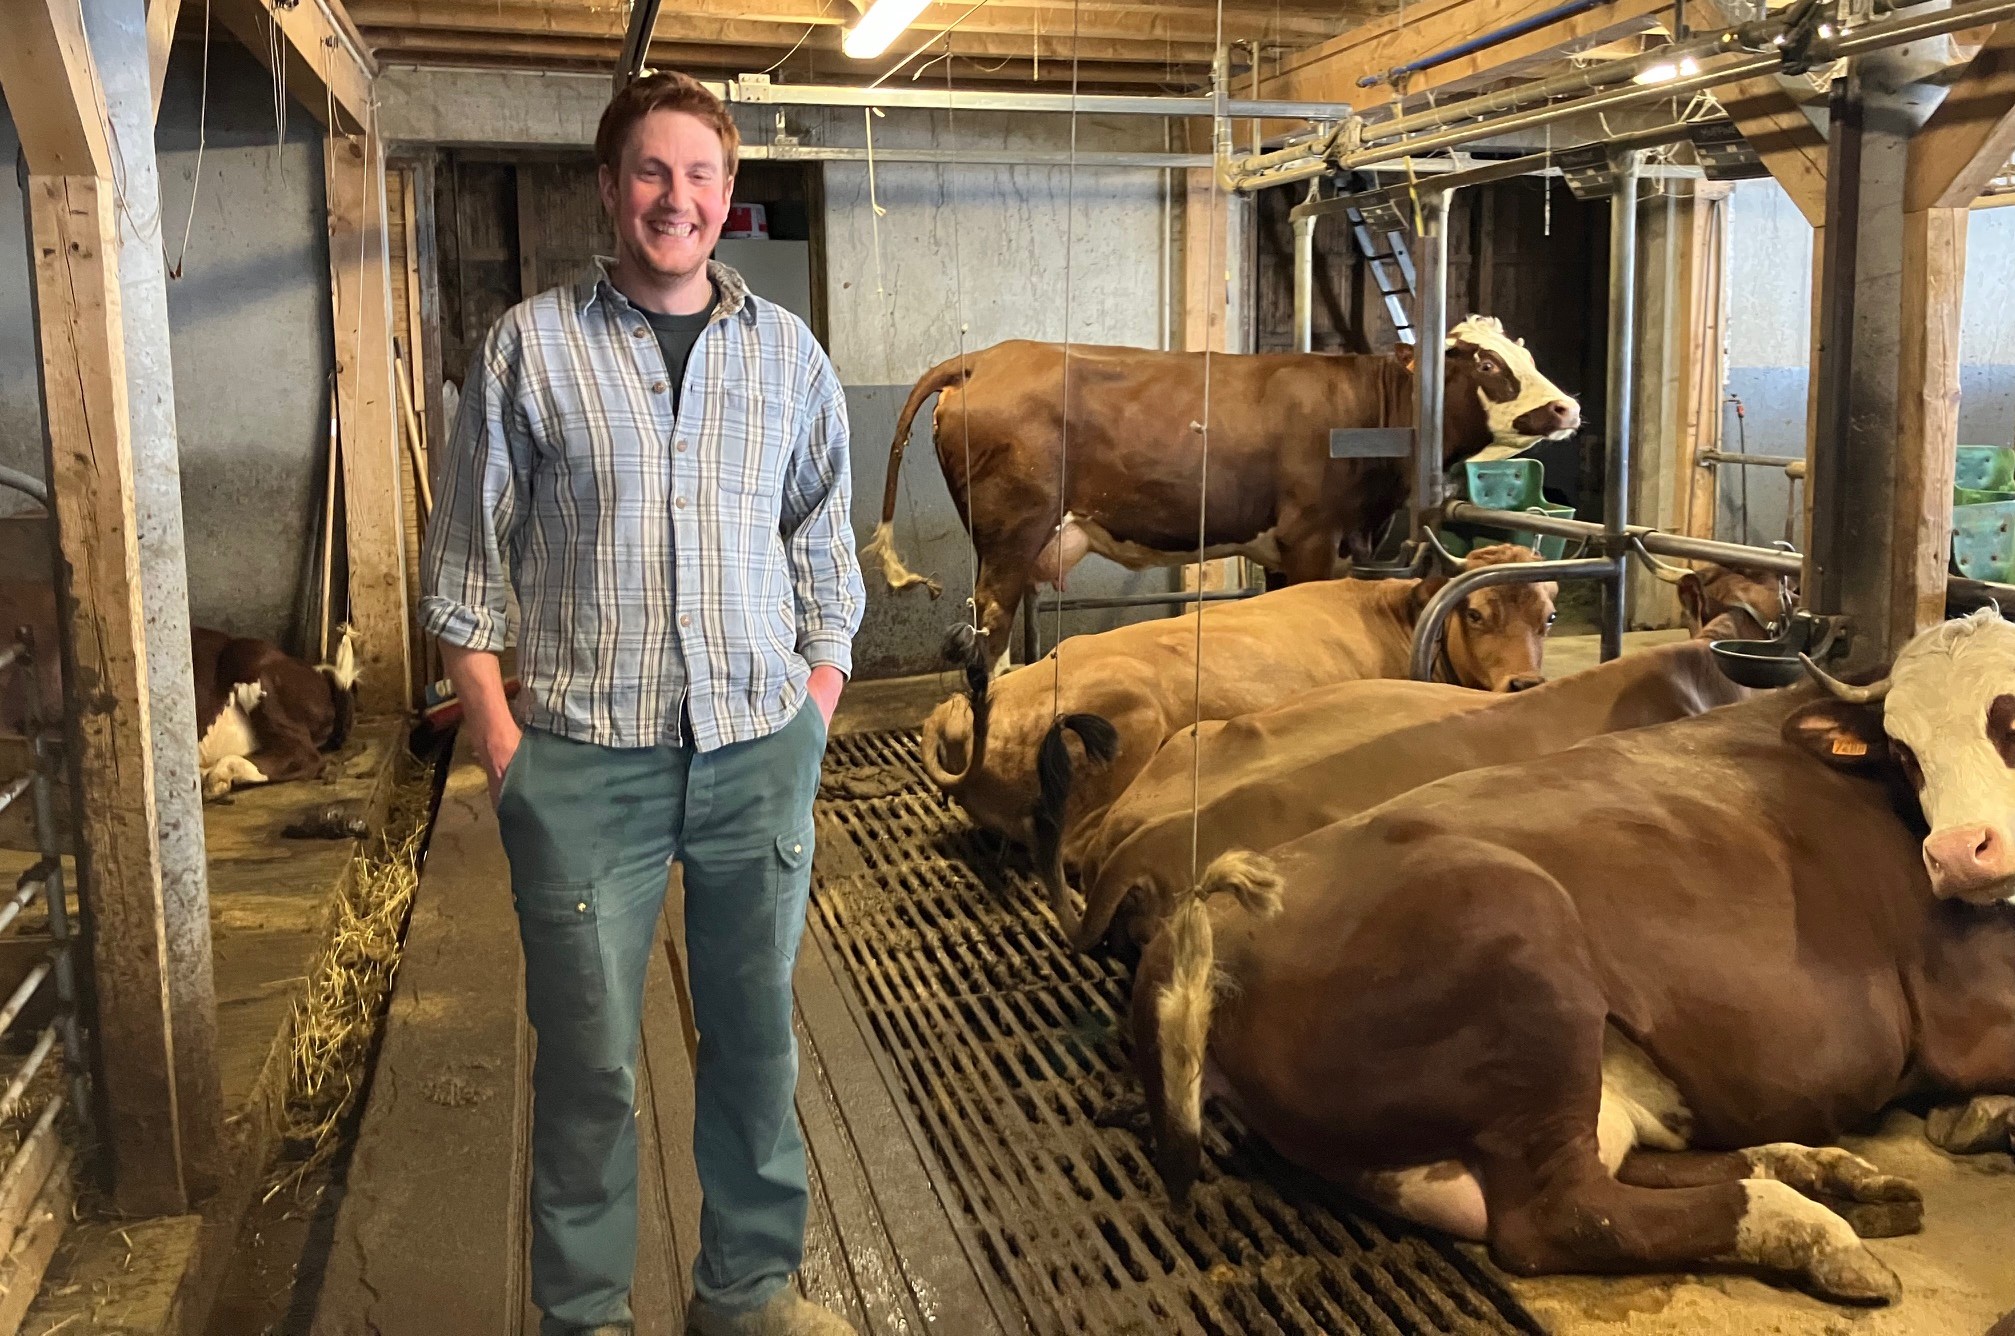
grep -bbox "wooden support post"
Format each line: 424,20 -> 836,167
145,0 -> 183,121
1181,168 -> 1245,593
327,127 -> 415,715
0,0 -> 223,1214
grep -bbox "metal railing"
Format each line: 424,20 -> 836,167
0,627 -> 92,1201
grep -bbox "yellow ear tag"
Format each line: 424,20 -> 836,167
1831,737 -> 1869,758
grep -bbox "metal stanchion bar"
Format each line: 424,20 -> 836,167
1409,556 -> 1622,682
0,641 -> 24,676
0,954 -> 55,1039
1444,502 -> 1807,577
1040,588 -> 1255,613
0,1026 -> 57,1123
1602,151 -> 1643,662
0,774 -> 30,821
1701,450 -> 1804,472
29,733 -> 90,1149
0,870 -> 47,938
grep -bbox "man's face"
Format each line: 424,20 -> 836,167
600,108 -> 734,285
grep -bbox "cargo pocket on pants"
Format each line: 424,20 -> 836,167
770,826 -> 816,959
515,882 -> 614,1066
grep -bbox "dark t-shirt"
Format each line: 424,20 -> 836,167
641,289 -> 717,416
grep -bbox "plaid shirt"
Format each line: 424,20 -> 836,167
421,259 -> 864,752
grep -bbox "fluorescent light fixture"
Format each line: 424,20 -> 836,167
843,0 -> 934,59
1631,54 -> 1700,85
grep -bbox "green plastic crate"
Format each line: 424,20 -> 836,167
1952,499 -> 2015,582
1955,486 -> 2015,507
1956,446 -> 2015,493
1463,458 -> 1545,511
1509,502 -> 1577,562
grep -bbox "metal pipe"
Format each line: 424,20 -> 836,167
1603,151 -> 1642,662
1363,0 -> 1611,87
1409,556 -> 1623,682
0,641 -> 23,676
0,465 -> 46,505
0,1025 -> 56,1123
1701,450 -> 1805,474
725,77 -> 1353,122
0,955 -> 53,1039
0,870 -> 45,938
742,144 -> 1213,169
1231,0 -> 2015,193
613,0 -> 664,93
1445,502 -> 1808,576
1293,186 -> 1317,354
0,775 -> 29,822
1413,190 -> 1453,545
30,733 -> 90,1152
1037,588 -> 1256,612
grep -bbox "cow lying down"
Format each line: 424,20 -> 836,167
195,625 -> 359,800
921,543 -> 1556,875
1065,638 -> 1751,952
1133,608 -> 2015,1303
1,583 -> 359,803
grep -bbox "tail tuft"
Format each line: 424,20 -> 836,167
864,521 -> 944,599
1197,849 -> 1284,919
1035,713 -> 1123,940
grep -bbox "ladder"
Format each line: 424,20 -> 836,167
1345,206 -> 1418,345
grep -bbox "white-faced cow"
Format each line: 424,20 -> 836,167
866,317 -> 1579,669
1130,608 -> 2015,1303
922,545 -> 1557,925
0,581 -> 359,802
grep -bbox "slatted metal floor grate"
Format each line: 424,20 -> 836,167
810,728 -> 1544,1336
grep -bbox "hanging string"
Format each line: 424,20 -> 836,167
945,50 -> 981,634
1189,0 -> 1228,888
1050,0 -> 1082,718
169,0 -> 215,279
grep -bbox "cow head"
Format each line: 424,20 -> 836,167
1659,563 -> 1798,641
1789,607 -> 2015,905
1415,543 -> 1557,692
1439,317 -> 1581,464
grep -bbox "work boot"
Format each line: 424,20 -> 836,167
684,1289 -> 857,1336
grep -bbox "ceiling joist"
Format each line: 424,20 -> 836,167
212,0 -> 377,131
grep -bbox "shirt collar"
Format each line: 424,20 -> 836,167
577,256 -> 755,325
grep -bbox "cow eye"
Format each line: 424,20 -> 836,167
1545,611 -> 1558,627
1990,694 -> 2015,767
1892,739 -> 1925,790
1463,607 -> 1486,627
1476,355 -> 1499,374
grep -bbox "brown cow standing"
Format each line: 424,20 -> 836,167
1067,638 -> 1751,952
1660,561 -> 1797,640
0,581 -> 358,802
922,545 -> 1556,921
866,317 -> 1579,668
1132,611 -> 2015,1303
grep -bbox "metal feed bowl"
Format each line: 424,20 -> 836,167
1708,610 -> 1838,689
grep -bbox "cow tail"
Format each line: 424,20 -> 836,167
1151,850 -> 1284,1204
863,355 -> 969,599
922,623 -> 994,789
317,623 -> 360,752
1034,712 -> 1120,943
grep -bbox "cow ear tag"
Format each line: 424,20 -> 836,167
1831,736 -> 1869,758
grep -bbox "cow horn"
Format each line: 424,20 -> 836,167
1799,654 -> 1891,704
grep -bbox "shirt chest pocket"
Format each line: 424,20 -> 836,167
712,387 -> 793,497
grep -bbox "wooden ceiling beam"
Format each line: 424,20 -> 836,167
365,34 -> 1206,86
212,0 -> 376,130
347,1 -> 1335,50
1908,19 -> 2015,212
147,0 -> 182,120
0,0 -> 112,174
360,25 -> 1223,66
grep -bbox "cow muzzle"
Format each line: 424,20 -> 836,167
1922,823 -> 2015,902
1512,400 -> 1580,440
1506,674 -> 1545,693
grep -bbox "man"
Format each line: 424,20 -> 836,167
422,72 -> 864,1336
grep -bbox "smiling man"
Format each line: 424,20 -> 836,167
421,73 -> 864,1336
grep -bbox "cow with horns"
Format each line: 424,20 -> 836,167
865,317 -> 1580,669
1129,608 -> 2015,1303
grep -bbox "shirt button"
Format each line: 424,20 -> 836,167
676,440 -> 688,452
575,901 -> 588,913
680,615 -> 692,628
674,496 -> 686,509
792,842 -> 803,856
632,327 -> 647,339
651,380 -> 667,394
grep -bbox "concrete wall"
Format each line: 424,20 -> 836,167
1721,180 -> 2015,548
813,108 -> 1185,679
0,41 -> 334,649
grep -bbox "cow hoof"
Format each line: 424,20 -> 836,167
1925,1095 -> 2015,1155
1813,1193 -> 1924,1239
1807,1244 -> 1901,1306
1746,1144 -> 1921,1236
